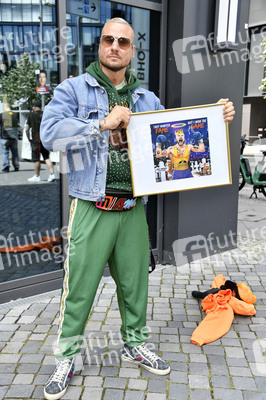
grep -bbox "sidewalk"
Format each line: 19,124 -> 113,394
0,189 -> 266,400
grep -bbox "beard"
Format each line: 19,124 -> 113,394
99,55 -> 129,72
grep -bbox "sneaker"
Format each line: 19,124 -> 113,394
2,166 -> 9,173
121,343 -> 170,375
28,175 -> 41,182
14,167 -> 19,171
48,173 -> 56,182
44,358 -> 75,400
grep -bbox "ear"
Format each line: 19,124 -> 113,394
131,44 -> 136,58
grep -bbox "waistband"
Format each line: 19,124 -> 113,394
94,189 -> 138,212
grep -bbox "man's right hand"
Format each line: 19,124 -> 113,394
99,106 -> 132,132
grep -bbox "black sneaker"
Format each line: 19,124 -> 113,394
44,358 -> 75,400
121,343 -> 170,375
2,166 -> 9,173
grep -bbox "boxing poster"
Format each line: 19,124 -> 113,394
127,103 -> 231,197
150,117 -> 211,183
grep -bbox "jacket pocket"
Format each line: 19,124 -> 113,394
77,105 -> 98,121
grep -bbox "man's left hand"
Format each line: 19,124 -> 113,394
218,98 -> 235,124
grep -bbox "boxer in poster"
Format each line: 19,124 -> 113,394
151,118 -> 211,182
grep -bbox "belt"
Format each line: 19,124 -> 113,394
94,189 -> 138,212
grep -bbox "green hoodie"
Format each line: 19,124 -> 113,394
86,61 -> 140,192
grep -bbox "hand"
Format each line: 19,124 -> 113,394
99,105 -> 132,132
192,132 -> 203,147
217,98 -> 235,124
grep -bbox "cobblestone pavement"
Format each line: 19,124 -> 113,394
0,188 -> 266,400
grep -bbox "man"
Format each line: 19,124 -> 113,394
40,18 -> 235,400
0,103 -> 20,173
26,100 -> 55,182
164,129 -> 205,180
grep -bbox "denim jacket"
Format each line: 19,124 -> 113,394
40,72 -> 164,201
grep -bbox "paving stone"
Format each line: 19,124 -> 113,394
189,362 -> 209,375
211,375 -> 231,388
12,373 -> 34,384
148,379 -> 167,393
229,366 -> 252,376
5,384 -> 34,398
0,354 -> 21,364
146,394 -> 166,400
0,386 -> 8,400
19,354 -> 44,364
0,374 -> 15,385
125,390 -> 145,400
189,375 -> 210,389
128,378 -> 147,390
103,388 -> 124,400
61,385 -> 83,399
232,377 -> 257,391
17,363 -> 40,373
100,366 -> 119,377
20,340 -> 41,353
254,376 -> 266,392
243,392 -> 266,400
103,377 -> 127,389
84,376 -> 103,387
213,388 -> 244,400
190,389 -> 212,400
119,367 -> 140,378
168,383 -> 188,400
169,371 -> 188,384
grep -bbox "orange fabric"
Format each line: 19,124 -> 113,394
191,289 -> 234,346
0,236 -> 61,253
191,275 -> 257,346
229,296 -> 256,315
211,274 -> 226,289
237,283 -> 257,304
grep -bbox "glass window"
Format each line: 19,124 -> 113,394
32,5 -> 40,22
2,26 -> 14,52
43,5 -> 53,22
1,4 -> 12,21
22,4 -> 33,22
12,3 -> 23,22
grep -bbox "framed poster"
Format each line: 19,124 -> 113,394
127,103 -> 231,197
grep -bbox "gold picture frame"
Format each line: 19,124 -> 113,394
127,103 -> 232,197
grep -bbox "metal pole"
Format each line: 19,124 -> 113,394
39,0 -> 45,110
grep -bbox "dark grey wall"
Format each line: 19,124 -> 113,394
162,0 -> 250,265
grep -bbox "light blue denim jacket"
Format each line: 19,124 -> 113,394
40,72 -> 164,201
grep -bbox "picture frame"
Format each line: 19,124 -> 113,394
127,103 -> 232,197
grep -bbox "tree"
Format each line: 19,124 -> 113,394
0,53 -> 42,108
259,39 -> 266,99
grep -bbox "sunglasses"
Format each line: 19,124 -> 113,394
100,35 -> 133,50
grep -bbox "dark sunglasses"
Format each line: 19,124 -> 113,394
100,35 -> 133,50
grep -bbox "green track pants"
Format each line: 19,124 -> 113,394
56,197 -> 150,359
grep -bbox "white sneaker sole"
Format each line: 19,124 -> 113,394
44,386 -> 67,400
121,354 -> 171,375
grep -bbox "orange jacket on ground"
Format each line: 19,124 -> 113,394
191,288 -> 256,346
211,274 -> 256,304
191,289 -> 234,346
